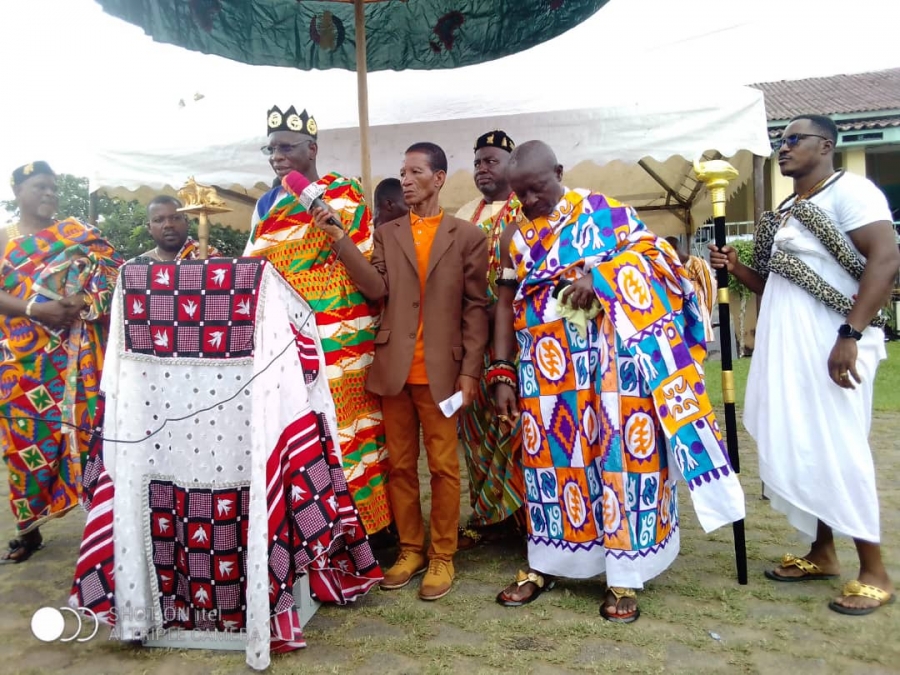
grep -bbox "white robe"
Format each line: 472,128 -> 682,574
744,172 -> 892,544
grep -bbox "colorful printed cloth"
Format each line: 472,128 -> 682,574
244,174 -> 390,535
0,218 -> 122,535
70,259 -> 382,670
458,196 -> 527,527
510,189 -> 744,589
683,255 -> 717,343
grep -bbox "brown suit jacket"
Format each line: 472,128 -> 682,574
336,211 -> 489,403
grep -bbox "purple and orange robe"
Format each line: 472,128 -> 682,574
509,189 -> 744,588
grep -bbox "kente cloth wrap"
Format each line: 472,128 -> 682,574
69,258 -> 382,671
245,173 -> 390,534
510,189 -> 745,588
753,197 -> 886,328
0,218 -> 122,535
174,237 -> 223,260
458,196 -> 526,527
134,237 -> 222,263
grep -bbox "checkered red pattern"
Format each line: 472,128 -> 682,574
266,410 -> 381,619
148,480 -> 251,631
122,259 -> 266,359
292,324 -> 320,385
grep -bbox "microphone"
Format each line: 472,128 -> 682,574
282,171 -> 343,229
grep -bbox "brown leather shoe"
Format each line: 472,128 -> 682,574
419,558 -> 455,601
380,550 -> 427,590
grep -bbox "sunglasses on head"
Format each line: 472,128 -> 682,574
772,133 -> 829,152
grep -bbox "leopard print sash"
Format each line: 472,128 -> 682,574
753,199 -> 886,329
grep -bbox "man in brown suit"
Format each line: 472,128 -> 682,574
310,142 -> 489,601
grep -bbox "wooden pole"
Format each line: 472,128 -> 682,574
354,0 -> 372,201
694,159 -> 748,586
198,211 -> 209,260
88,191 -> 99,226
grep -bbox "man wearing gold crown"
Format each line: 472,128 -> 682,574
243,106 -> 391,537
455,131 -> 527,549
0,161 -> 122,563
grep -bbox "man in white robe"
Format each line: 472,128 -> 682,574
710,113 -> 900,616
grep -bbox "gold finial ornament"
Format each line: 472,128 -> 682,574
176,177 -> 232,260
178,176 -> 227,209
693,159 -> 739,219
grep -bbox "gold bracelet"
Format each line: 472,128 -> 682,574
25,297 -> 38,318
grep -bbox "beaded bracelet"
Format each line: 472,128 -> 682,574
25,297 -> 38,318
488,372 -> 517,389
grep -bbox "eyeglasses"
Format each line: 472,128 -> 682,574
771,133 -> 829,152
260,140 -> 312,156
150,214 -> 188,225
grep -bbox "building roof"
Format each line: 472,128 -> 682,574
750,67 -> 900,121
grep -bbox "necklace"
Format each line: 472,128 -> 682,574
778,170 -> 844,212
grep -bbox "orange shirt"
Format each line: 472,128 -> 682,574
406,210 -> 443,384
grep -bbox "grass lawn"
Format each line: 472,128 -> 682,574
705,340 -> 900,413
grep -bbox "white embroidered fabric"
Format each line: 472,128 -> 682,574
101,263 -> 338,671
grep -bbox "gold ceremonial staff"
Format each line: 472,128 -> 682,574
177,177 -> 232,260
693,159 -> 748,586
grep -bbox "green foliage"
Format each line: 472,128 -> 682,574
727,239 -> 755,299
2,173 -> 246,260
704,342 -> 900,412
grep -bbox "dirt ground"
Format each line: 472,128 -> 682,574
1,412 -> 899,675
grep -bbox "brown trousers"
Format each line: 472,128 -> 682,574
381,384 -> 459,560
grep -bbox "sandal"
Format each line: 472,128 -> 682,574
0,532 -> 44,565
828,580 -> 896,616
457,526 -> 483,551
600,587 -> 640,624
764,553 -> 839,582
496,569 -> 555,606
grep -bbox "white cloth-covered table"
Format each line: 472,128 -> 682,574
70,258 -> 382,671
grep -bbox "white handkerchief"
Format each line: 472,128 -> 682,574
438,391 -> 464,418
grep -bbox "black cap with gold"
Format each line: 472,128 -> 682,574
474,130 -> 515,153
10,161 -> 55,188
267,105 -> 318,138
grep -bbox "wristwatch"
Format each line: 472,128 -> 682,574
837,323 -> 863,340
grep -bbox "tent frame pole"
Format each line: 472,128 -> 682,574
354,0 -> 372,201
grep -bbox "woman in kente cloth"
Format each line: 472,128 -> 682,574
0,162 -> 122,563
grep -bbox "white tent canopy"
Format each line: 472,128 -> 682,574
89,83 -> 770,236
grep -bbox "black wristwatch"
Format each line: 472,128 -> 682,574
837,323 -> 863,340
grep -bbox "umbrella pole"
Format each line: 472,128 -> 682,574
354,0 -> 372,200
694,160 -> 748,586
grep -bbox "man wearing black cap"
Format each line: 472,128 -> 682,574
0,162 -> 122,563
456,131 -> 526,550
243,105 -> 392,539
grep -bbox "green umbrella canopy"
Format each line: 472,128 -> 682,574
95,0 -> 611,72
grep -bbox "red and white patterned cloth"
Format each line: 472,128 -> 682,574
70,258 -> 382,670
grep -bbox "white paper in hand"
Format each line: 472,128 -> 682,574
438,391 -> 464,418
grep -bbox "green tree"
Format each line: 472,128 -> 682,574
727,238 -> 755,357
2,173 -> 246,259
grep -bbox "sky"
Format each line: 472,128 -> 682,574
1,0 -> 898,201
